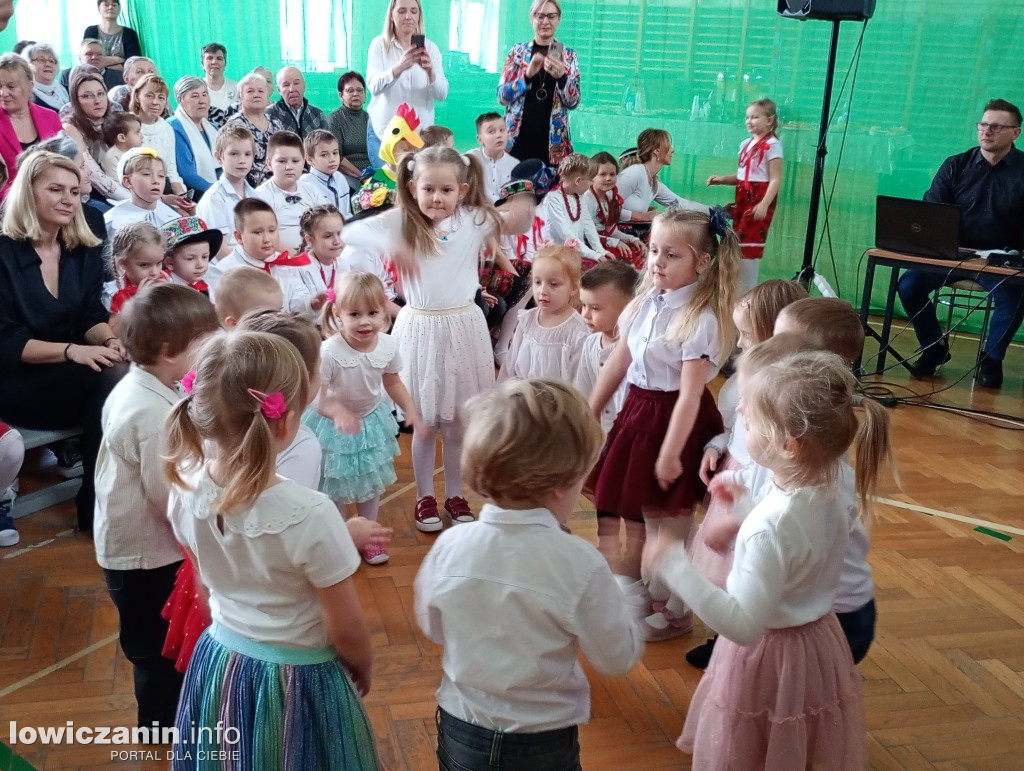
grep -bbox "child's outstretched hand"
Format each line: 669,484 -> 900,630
311,290 -> 330,312
641,529 -> 679,583
346,517 -> 394,552
699,446 -> 722,485
320,396 -> 362,435
708,476 -> 747,505
480,289 -> 499,308
707,175 -> 722,186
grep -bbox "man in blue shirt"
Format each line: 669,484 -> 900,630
898,99 -> 1024,388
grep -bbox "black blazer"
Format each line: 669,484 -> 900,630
0,234 -> 108,371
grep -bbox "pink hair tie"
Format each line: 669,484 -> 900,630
326,288 -> 336,304
181,370 -> 196,394
247,389 -> 288,420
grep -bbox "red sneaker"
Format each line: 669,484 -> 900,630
360,543 -> 390,565
444,496 -> 475,525
414,496 -> 443,533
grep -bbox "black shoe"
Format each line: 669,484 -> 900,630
910,343 -> 951,378
685,635 -> 717,669
52,439 -> 83,479
975,356 -> 1003,389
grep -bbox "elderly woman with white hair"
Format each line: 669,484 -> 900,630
23,43 -> 69,113
107,55 -> 157,109
167,76 -> 220,195
225,70 -> 283,187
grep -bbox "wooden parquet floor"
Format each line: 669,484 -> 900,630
1,332 -> 1023,770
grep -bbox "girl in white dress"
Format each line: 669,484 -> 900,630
340,145 -> 531,533
500,245 -> 589,384
302,272 -> 423,565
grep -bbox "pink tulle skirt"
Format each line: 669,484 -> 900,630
687,456 -> 743,589
160,554 -> 212,674
679,613 -> 865,770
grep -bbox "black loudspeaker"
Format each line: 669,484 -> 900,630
778,0 -> 876,21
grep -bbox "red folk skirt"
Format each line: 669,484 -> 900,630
160,553 -> 212,674
586,385 -> 724,521
599,236 -> 646,271
732,181 -> 777,260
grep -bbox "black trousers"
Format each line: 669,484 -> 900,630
103,561 -> 184,729
0,361 -> 127,531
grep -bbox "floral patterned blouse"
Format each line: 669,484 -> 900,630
497,40 -> 581,167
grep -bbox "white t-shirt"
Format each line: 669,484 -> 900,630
616,163 -> 707,222
574,332 -> 626,433
315,332 -> 401,418
499,307 -> 589,385
736,135 -> 783,183
414,504 -> 644,732
104,199 -> 181,238
254,179 -> 317,252
140,118 -> 183,185
276,423 -> 322,491
658,480 -> 849,645
206,78 -> 239,112
365,36 -> 448,137
466,148 -> 519,203
338,245 -> 398,301
539,190 -> 604,262
167,466 -> 360,648
341,206 -> 493,309
623,284 -> 721,390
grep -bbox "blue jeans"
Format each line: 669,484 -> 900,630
436,709 -> 582,771
366,121 -> 382,169
897,269 -> 1024,361
836,599 -> 876,665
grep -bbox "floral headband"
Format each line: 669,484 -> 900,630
180,371 -> 288,420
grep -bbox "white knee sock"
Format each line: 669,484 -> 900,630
439,419 -> 465,499
356,495 -> 381,521
412,425 -> 440,499
644,513 -> 693,616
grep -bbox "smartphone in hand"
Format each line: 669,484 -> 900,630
548,40 -> 564,62
411,34 -> 425,49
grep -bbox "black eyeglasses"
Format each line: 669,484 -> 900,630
977,122 -> 1019,133
533,12 -> 560,21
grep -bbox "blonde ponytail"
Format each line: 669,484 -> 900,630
853,397 -> 898,523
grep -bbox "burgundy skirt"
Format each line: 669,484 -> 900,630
587,385 -> 724,521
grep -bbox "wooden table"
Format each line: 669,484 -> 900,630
858,248 -> 1024,375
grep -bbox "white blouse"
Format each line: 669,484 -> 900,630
658,481 -> 849,645
315,332 -> 401,418
167,467 -> 361,648
539,190 -> 604,262
140,118 -> 183,185
622,284 -> 721,391
499,307 -> 589,384
707,374 -> 752,466
341,206 -> 493,310
366,36 -> 448,137
737,135 -> 783,183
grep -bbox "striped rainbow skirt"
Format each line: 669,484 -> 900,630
172,624 -> 380,770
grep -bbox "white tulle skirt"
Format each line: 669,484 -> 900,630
393,304 -> 495,425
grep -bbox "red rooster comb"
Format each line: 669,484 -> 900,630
397,103 -> 420,131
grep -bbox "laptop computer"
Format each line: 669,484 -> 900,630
875,196 -> 961,260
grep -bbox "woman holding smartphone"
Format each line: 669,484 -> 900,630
366,0 -> 448,163
498,0 -> 581,167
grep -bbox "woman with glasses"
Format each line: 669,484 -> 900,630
498,0 -> 581,167
23,43 -> 69,113
61,70 -> 128,206
0,53 -> 62,198
328,71 -> 374,191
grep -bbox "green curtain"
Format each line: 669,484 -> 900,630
7,0 -> 1024,328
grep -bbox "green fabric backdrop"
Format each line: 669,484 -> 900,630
5,0 -> 1023,329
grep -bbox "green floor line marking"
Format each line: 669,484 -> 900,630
0,741 -> 37,770
974,526 -> 1012,542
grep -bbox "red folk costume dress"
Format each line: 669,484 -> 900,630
161,552 -> 210,673
588,185 -> 646,270
732,133 -> 782,260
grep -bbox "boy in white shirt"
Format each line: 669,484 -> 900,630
104,148 -> 181,239
100,111 -> 143,184
466,112 -> 519,203
255,130 -> 316,252
575,260 -> 637,433
94,283 -> 219,730
540,152 -> 605,266
298,129 -> 351,215
206,198 -> 309,302
197,124 -> 256,258
415,379 -> 644,769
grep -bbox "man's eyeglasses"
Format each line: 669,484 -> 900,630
977,122 -> 1020,134
533,12 -> 560,21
